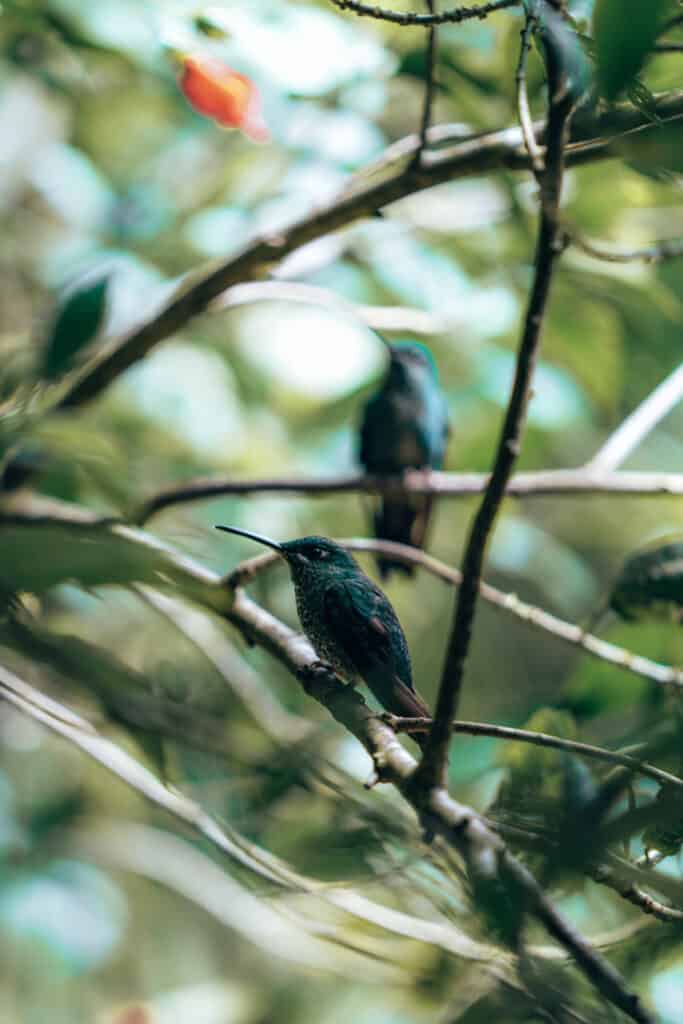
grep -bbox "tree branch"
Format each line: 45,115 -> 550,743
413,0 -> 438,166
53,92 -> 683,410
592,863 -> 683,924
586,363 -> 683,473
134,468 -> 683,523
385,716 -> 682,789
328,0 -> 518,26
415,61 -> 576,788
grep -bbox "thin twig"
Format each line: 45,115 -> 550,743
328,0 -> 518,26
134,468 -> 683,523
516,11 -> 545,174
53,92 -> 683,410
592,863 -> 683,923
587,363 -> 683,473
654,42 -> 683,53
415,64 -> 576,789
385,717 -> 683,789
412,0 -> 438,167
570,232 -> 683,264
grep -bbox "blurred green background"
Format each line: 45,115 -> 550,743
1,1 -> 683,1021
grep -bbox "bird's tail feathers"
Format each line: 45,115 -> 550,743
373,500 -> 421,579
366,672 -> 431,748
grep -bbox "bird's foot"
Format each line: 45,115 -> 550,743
379,711 -> 402,731
299,659 -> 335,693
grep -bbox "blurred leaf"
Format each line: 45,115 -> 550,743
43,276 -> 109,380
0,513 -> 230,612
618,121 -> 683,179
0,859 -> 127,972
642,783 -> 683,857
609,539 -> 683,621
592,0 -> 674,100
530,0 -> 592,100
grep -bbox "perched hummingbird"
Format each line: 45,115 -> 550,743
215,526 -> 431,733
359,341 -> 450,580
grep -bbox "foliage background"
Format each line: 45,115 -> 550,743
0,0 -> 682,1021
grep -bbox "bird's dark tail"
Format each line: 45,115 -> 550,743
367,672 -> 431,749
374,496 -> 434,580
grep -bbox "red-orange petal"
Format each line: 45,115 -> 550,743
179,56 -> 269,141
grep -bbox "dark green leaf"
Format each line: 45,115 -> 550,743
610,540 -> 683,621
532,1 -> 592,102
43,276 -> 109,380
0,514 -> 230,612
593,0 -> 674,100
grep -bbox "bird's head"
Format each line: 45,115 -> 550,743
215,526 -> 358,579
386,341 -> 437,387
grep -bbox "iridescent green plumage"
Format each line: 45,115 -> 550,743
216,527 -> 430,729
360,342 -> 450,579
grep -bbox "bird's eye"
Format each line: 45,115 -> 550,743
312,547 -> 328,560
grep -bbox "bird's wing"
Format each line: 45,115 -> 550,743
323,578 -> 413,687
359,392 -> 392,471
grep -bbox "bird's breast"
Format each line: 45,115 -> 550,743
292,581 -> 356,677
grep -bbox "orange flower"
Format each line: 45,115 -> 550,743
179,55 -> 268,142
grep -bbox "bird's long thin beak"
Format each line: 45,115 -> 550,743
214,525 -> 283,552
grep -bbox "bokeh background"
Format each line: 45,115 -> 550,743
1,1 -> 683,1021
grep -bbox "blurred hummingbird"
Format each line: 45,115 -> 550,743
359,341 -> 450,580
215,526 -> 431,734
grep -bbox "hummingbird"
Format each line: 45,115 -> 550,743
359,341 -> 450,580
215,526 -> 431,734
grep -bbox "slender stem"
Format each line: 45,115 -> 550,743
413,1 -> 437,167
516,12 -> 544,174
587,363 -> 683,473
134,468 -> 683,523
328,0 -> 518,26
416,82 -> 575,788
386,717 -> 682,789
592,863 -> 683,923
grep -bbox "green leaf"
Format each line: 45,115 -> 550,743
610,540 -> 683,621
43,276 -> 109,380
0,511 -> 230,612
592,0 -> 674,101
532,1 -> 592,102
